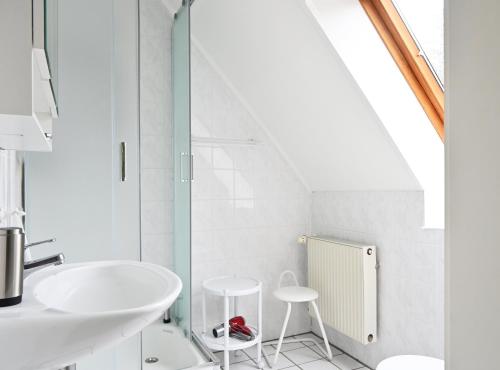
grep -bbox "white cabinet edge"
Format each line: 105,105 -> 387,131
33,48 -> 58,118
0,50 -> 56,152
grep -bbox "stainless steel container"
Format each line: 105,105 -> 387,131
0,227 -> 24,307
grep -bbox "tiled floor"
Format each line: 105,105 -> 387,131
213,332 -> 372,370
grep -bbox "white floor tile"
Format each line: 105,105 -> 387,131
300,359 -> 342,370
330,354 -> 363,370
229,360 -> 262,370
293,333 -> 343,355
262,353 -> 294,369
214,350 -> 251,365
309,343 -> 343,358
281,346 -> 322,365
262,345 -> 277,357
273,341 -> 305,352
243,344 -> 276,359
293,333 -> 319,346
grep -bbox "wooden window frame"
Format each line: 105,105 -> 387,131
359,0 -> 444,142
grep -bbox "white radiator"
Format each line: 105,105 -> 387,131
307,236 -> 377,344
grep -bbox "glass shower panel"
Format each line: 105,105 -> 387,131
172,1 -> 192,337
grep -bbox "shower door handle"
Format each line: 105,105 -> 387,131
120,142 -> 126,182
190,153 -> 194,182
180,152 -> 194,183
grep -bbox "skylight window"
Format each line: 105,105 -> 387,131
393,0 -> 444,86
359,0 -> 445,141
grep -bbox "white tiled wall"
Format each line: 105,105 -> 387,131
0,150 -> 23,229
140,0 -> 310,340
190,45 -> 311,340
139,0 -> 444,360
311,191 -> 444,368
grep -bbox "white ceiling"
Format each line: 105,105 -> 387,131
191,0 -> 421,191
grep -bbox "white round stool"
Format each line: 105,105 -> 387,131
201,276 -> 263,370
377,355 -> 444,370
272,271 -> 332,367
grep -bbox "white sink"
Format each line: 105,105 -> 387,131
0,260 -> 182,370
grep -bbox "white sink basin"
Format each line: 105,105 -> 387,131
0,260 -> 182,370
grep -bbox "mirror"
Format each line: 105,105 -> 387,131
44,0 -> 58,105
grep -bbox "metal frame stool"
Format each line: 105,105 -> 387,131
271,271 -> 332,367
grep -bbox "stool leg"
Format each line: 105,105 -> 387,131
257,286 -> 262,368
273,302 -> 292,367
232,296 -> 240,358
224,294 -> 230,370
311,300 -> 332,360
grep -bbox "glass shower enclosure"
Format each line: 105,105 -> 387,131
172,0 -> 192,337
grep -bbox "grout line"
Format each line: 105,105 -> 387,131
281,365 -> 302,370
309,344 -> 344,360
213,350 -> 252,366
281,352 -> 342,370
280,351 -> 297,368
271,344 -> 306,352
279,348 -> 331,368
237,351 -> 252,364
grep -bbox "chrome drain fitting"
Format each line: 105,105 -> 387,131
145,357 -> 159,364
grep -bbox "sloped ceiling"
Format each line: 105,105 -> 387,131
191,0 -> 420,191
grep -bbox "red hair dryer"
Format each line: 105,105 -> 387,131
212,316 -> 255,341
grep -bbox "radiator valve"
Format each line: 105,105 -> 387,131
297,235 -> 307,245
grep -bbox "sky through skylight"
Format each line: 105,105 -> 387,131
393,0 -> 444,86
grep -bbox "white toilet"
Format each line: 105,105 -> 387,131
377,355 -> 444,370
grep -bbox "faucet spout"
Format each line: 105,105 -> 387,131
24,253 -> 65,270
25,238 -> 56,249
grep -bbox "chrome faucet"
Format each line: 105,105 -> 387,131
24,252 -> 65,270
0,228 -> 66,307
24,238 -> 65,270
25,238 -> 56,248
